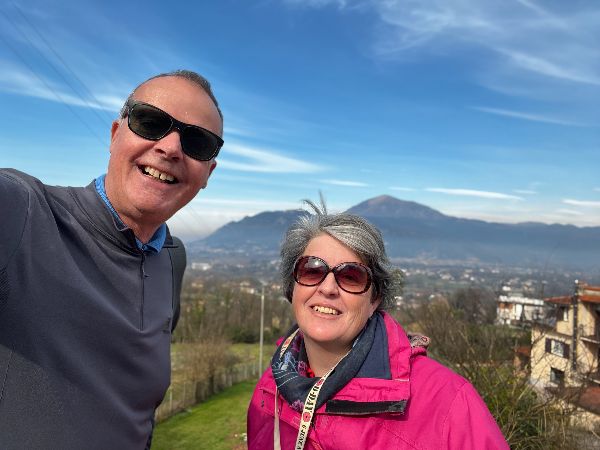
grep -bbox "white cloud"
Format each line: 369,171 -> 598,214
283,0 -> 349,8
218,143 -> 326,173
495,48 -> 600,86
320,179 -> 369,187
167,197 -> 304,239
562,199 -> 600,208
472,106 -> 589,127
427,188 -> 524,200
289,0 -> 600,105
390,186 -> 415,191
555,209 -> 584,216
189,198 -> 300,209
0,63 -> 120,112
514,189 -> 537,195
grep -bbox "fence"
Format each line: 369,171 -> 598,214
156,362 -> 260,422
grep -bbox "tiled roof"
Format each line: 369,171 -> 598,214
581,295 -> 600,304
545,296 -> 571,305
556,386 -> 600,415
581,284 -> 600,293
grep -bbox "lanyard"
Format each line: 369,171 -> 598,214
274,329 -> 349,450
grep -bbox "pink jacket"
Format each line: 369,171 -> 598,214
247,312 -> 508,450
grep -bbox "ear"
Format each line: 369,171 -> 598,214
370,296 -> 381,316
207,159 -> 217,177
110,120 -> 121,145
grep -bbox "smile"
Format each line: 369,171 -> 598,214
140,165 -> 178,184
312,305 -> 340,315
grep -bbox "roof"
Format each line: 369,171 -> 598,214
543,283 -> 600,305
582,284 -> 600,293
545,296 -> 571,305
555,386 -> 600,415
578,283 -> 600,303
580,295 -> 600,304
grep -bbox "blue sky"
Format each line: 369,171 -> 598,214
1,0 -> 599,239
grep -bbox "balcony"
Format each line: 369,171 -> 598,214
580,327 -> 600,345
581,334 -> 600,345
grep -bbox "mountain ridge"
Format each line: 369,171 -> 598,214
189,195 -> 599,270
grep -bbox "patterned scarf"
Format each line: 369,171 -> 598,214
271,314 -> 380,412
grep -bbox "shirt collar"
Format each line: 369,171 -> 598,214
94,174 -> 167,253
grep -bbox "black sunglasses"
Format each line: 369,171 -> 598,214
293,255 -> 373,294
124,101 -> 223,161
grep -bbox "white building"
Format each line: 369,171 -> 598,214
497,286 -> 547,326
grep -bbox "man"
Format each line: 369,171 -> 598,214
0,70 -> 222,449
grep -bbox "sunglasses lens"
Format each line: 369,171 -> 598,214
335,263 -> 370,293
294,256 -> 327,286
129,103 -> 171,139
181,128 -> 221,161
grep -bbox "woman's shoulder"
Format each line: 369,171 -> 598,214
409,352 -> 470,394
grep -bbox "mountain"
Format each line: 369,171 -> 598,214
347,195 -> 447,221
189,196 -> 600,270
191,209 -> 305,258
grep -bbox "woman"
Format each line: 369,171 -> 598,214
247,203 -> 508,449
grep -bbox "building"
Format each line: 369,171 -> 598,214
531,281 -> 600,388
191,262 -> 212,271
496,285 -> 547,327
530,281 -> 600,430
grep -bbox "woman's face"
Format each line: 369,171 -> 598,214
292,233 -> 380,356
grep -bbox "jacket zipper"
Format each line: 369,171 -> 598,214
139,251 -> 146,330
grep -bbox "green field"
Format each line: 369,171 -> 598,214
152,379 -> 256,450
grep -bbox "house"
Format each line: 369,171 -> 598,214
530,281 -> 600,429
496,285 -> 547,327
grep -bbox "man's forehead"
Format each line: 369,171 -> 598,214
134,76 -> 200,99
132,76 -> 222,134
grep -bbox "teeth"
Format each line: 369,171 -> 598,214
313,306 -> 339,315
143,166 -> 175,183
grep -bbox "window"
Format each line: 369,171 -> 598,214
545,338 -> 570,358
550,368 -> 565,385
558,306 -> 569,321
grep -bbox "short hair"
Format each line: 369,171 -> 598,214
119,69 -> 223,122
280,200 -> 399,310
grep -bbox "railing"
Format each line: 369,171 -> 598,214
578,325 -> 600,344
155,362 -> 260,422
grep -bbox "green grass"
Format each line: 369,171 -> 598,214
152,380 -> 256,450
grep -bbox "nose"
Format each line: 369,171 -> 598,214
318,271 -> 339,297
155,130 -> 184,161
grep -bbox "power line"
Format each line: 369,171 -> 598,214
0,18 -> 107,146
10,2 -> 115,125
5,4 -> 112,129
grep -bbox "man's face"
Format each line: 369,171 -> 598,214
105,76 -> 220,237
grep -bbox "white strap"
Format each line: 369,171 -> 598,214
294,367 -> 333,450
274,329 -> 348,450
274,388 -> 281,450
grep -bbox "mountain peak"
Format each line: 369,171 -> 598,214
346,195 -> 447,220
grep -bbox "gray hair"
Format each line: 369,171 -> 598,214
119,69 -> 223,122
280,200 -> 398,310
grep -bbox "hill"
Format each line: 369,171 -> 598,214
189,196 -> 600,270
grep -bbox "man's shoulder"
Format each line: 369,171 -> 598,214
0,169 -> 61,200
0,169 -> 40,206
0,168 -> 40,189
0,169 -> 92,202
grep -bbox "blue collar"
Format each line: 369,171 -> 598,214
94,174 -> 167,253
